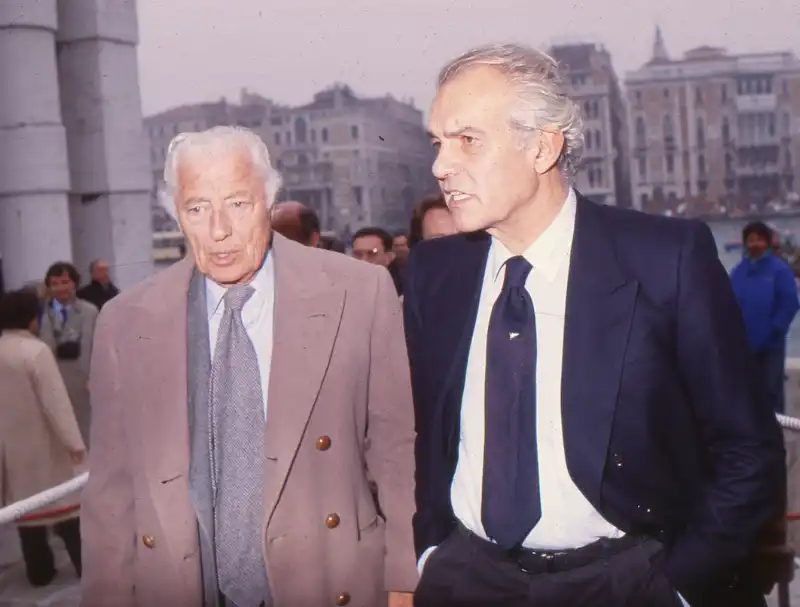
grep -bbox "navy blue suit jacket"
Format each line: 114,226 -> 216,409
403,195 -> 785,605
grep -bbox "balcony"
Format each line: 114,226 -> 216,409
282,162 -> 333,187
736,94 -> 777,113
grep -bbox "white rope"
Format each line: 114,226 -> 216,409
0,413 -> 800,526
0,471 -> 88,526
778,413 -> 800,432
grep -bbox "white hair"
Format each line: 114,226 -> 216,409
438,43 -> 584,178
159,126 -> 283,220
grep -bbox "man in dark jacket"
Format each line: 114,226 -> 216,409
76,260 -> 119,311
730,221 -> 799,413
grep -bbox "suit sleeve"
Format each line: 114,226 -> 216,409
666,221 -> 786,599
81,310 -> 136,607
365,266 -> 419,592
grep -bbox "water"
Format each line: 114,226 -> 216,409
706,215 -> 800,358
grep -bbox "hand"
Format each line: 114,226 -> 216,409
388,591 -> 414,607
69,449 -> 86,465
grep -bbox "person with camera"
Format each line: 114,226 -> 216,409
38,262 -> 98,447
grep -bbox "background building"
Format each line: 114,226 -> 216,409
549,42 -> 632,207
145,84 -> 436,239
0,0 -> 153,290
625,28 -> 800,217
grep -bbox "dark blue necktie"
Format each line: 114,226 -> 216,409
481,255 -> 541,549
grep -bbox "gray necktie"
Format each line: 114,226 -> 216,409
209,285 -> 271,607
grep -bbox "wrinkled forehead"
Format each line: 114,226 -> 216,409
176,145 -> 258,190
428,66 -> 517,136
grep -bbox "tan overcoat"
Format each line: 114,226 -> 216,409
81,234 -> 418,607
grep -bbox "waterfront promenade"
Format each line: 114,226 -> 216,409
4,368 -> 800,606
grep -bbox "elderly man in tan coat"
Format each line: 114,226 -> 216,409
81,126 -> 417,607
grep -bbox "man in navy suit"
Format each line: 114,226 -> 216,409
404,43 -> 785,607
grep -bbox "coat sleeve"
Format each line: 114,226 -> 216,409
665,220 -> 786,602
364,266 -> 419,593
30,346 -> 85,453
80,310 -> 136,607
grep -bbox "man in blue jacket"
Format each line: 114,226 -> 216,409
731,221 -> 800,413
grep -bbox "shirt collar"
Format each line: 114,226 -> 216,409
490,187 -> 577,284
205,251 -> 274,320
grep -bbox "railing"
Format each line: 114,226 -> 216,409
3,414 -> 800,603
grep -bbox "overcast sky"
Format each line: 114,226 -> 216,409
136,0 -> 800,117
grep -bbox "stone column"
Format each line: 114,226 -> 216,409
56,0 -> 153,290
0,1 -> 72,290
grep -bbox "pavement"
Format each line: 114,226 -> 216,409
6,367 -> 800,606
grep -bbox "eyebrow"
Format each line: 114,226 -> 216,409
428,126 -> 484,139
224,190 -> 250,200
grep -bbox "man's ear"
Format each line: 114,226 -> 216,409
533,130 -> 565,175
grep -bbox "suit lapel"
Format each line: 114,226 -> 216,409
438,233 -> 491,452
561,196 -> 638,504
262,234 -> 346,526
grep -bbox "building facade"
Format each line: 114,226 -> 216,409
0,0 -> 153,291
145,85 -> 436,238
549,42 -> 632,207
625,28 -> 800,216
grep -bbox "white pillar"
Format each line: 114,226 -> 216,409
0,1 -> 73,290
57,0 -> 153,290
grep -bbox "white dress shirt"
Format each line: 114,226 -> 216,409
205,253 -> 275,419
419,190 -> 688,606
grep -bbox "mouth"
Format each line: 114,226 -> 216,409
444,190 -> 472,206
210,251 -> 238,265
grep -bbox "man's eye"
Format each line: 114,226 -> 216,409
462,136 -> 475,145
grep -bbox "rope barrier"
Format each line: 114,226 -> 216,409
2,412 -> 800,526
0,472 -> 87,526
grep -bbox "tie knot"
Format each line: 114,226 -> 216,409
503,256 -> 532,289
223,285 -> 255,312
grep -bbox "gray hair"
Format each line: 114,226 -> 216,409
159,126 -> 283,219
438,43 -> 584,178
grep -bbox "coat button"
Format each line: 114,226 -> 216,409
142,534 -> 155,549
316,436 -> 331,451
335,592 -> 351,605
612,453 -> 623,468
325,513 -> 340,529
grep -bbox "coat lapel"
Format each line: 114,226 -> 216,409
131,258 -> 196,555
561,196 -> 638,504
262,234 -> 346,526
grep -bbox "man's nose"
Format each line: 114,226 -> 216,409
210,209 -> 232,240
432,150 -> 457,182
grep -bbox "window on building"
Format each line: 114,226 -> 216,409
696,118 -> 705,149
721,84 -> 728,103
294,117 -> 307,144
594,130 -> 602,149
666,154 -> 674,174
351,125 -> 359,140
640,193 -> 649,207
698,154 -> 706,176
635,90 -> 642,104
695,87 -> 703,105
635,117 -> 647,148
596,167 -> 603,186
722,117 -> 730,143
321,128 -> 329,143
274,133 -> 281,145
663,114 -> 674,145
588,168 -> 595,188
638,156 -> 646,179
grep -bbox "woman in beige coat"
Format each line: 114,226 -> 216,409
0,289 -> 86,586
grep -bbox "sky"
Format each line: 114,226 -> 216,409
136,0 -> 800,118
